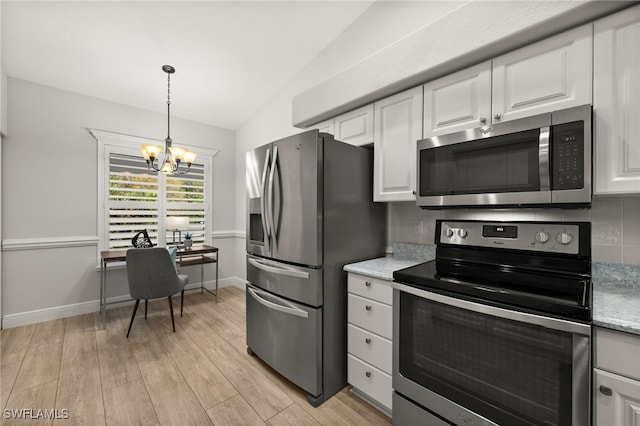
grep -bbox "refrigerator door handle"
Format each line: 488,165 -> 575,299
261,148 -> 272,247
268,145 -> 278,247
248,257 -> 310,279
247,286 -> 309,318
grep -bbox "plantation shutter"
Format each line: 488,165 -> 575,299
108,153 -> 159,249
165,162 -> 207,245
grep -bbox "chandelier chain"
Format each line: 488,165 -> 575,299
167,71 -> 171,141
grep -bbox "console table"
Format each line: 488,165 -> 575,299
99,245 -> 219,327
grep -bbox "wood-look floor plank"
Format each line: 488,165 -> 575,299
181,313 -> 293,421
123,309 -> 213,426
103,379 -> 159,426
55,349 -> 105,426
96,310 -> 142,392
266,403 -> 321,426
185,296 -> 245,343
1,324 -> 36,366
206,394 -> 265,426
12,320 -> 65,393
144,316 -> 239,411
1,362 -> 20,410
335,387 -> 391,426
2,381 -> 57,426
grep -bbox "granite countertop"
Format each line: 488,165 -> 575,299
592,262 -> 640,336
344,242 -> 435,281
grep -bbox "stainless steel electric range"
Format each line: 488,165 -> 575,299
392,220 -> 592,426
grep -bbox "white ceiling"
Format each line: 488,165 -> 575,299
1,1 -> 374,130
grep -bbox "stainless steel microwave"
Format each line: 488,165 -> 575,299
416,104 -> 592,208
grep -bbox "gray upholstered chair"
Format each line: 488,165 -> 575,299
125,248 -> 189,338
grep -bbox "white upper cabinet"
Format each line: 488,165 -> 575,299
307,118 -> 334,135
334,104 -> 374,146
594,5 -> 640,194
492,24 -> 593,123
423,61 -> 492,138
373,86 -> 422,202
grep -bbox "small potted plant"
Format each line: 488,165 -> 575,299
183,233 -> 193,249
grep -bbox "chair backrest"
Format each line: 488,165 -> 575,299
126,248 -> 183,300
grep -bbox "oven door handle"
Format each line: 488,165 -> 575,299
247,286 -> 309,318
391,282 -> 590,336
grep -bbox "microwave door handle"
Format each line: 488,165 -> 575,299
247,286 -> 309,318
248,257 -> 310,279
261,149 -> 272,248
539,126 -> 551,191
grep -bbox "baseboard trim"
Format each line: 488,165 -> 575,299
1,277 -> 246,329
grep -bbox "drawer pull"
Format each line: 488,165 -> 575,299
599,385 -> 613,396
365,305 -> 372,311
365,371 -> 371,378
365,281 -> 372,287
365,338 -> 371,344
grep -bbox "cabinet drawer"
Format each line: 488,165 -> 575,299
595,327 -> 640,380
348,354 -> 392,411
348,324 -> 392,374
348,273 -> 392,305
348,294 -> 393,340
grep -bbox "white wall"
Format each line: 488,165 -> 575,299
1,77 -> 238,326
233,1 -> 462,278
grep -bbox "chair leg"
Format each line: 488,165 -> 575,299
181,290 -> 184,317
144,299 -> 148,319
126,299 -> 140,338
168,296 -> 176,333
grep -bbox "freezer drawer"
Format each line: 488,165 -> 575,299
246,284 -> 322,397
247,254 -> 323,307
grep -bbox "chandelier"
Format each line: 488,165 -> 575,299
139,65 -> 197,175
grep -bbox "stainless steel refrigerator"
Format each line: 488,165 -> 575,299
245,130 -> 386,406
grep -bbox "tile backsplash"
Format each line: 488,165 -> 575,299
389,195 -> 640,265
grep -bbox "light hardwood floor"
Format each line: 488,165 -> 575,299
1,286 -> 391,426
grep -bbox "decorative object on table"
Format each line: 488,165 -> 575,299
166,216 -> 189,245
138,65 -> 197,175
183,233 -> 193,249
131,229 -> 154,248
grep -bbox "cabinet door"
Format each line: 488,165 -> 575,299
373,86 -> 422,202
308,118 -> 334,135
594,368 -> 640,426
594,5 -> 640,194
492,24 -> 593,123
423,61 -> 492,138
334,104 -> 374,146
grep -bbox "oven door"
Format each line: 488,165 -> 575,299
392,283 -> 590,426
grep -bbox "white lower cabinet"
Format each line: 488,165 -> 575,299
347,273 -> 393,414
594,327 -> 640,425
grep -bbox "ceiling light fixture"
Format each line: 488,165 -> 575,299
139,65 -> 197,174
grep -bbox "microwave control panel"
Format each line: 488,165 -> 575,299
551,121 -> 584,190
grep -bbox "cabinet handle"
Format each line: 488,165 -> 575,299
365,281 -> 371,287
365,305 -> 372,311
365,371 -> 371,378
480,116 -> 487,123
599,385 -> 613,396
412,190 -> 417,195
365,338 -> 371,344
494,113 -> 502,120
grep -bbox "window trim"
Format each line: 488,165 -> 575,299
91,129 -> 219,259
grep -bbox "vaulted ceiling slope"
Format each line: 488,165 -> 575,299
1,1 -> 374,130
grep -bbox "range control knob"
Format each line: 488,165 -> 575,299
535,231 -> 550,243
445,228 -> 454,238
457,228 -> 468,238
556,232 -> 573,245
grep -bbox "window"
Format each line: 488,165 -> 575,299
92,130 -> 218,252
